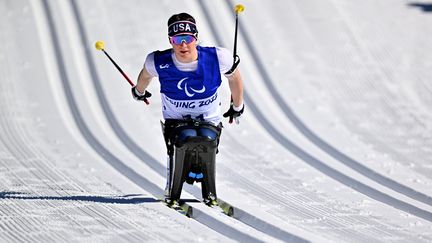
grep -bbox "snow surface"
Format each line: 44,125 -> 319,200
1,0 -> 432,242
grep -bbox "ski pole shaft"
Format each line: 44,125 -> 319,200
225,4 -> 244,75
95,41 -> 135,86
101,49 -> 135,87
233,14 -> 239,59
227,4 -> 244,122
233,4 -> 245,59
94,41 -> 149,105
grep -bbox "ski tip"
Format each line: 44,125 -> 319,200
186,207 -> 193,218
179,203 -> 194,218
227,207 -> 234,217
217,199 -> 235,217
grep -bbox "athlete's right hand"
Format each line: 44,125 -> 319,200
131,86 -> 152,104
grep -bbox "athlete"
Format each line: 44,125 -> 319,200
132,13 -> 244,205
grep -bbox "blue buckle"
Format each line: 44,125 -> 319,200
188,172 -> 204,179
188,172 -> 196,178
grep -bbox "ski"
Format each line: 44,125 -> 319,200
217,198 -> 235,217
204,198 -> 235,217
161,199 -> 194,218
160,197 -> 234,218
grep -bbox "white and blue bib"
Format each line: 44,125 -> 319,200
154,46 -> 223,124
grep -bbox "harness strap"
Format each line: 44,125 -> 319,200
161,119 -> 222,155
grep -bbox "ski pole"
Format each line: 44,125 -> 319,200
226,4 -> 245,75
227,4 -> 245,123
94,41 -> 149,105
233,4 -> 244,62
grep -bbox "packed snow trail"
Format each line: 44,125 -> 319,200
218,0 -> 432,208
69,0 -> 308,241
196,0 -> 432,221
0,1 -> 233,242
36,0 -> 283,241
84,0 -> 432,240
1,0 -> 432,242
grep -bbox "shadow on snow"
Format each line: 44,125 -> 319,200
408,3 -> 432,12
0,191 -> 159,204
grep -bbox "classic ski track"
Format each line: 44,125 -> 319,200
0,0 -> 240,242
39,0 -> 270,242
222,0 -> 432,218
74,0 -> 432,242
30,0 -> 165,237
0,75 -> 101,241
303,0 -> 432,195
292,0 -> 432,181
197,0 -> 432,224
333,0 -> 432,187
325,0 -> 432,178
217,0 -> 432,238
70,0 -> 366,240
403,4 -> 432,121
39,0 -> 216,241
72,0 -> 431,242
220,0 -> 432,208
0,78 -> 163,239
67,0 -> 311,242
0,95 -> 155,241
24,0 -> 432,242
218,133 -> 425,242
221,135 -> 431,241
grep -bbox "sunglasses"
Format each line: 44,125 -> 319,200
170,35 -> 196,45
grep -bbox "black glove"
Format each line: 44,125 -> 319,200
131,86 -> 152,104
223,103 -> 244,124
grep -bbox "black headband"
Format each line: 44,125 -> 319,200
168,21 -> 198,37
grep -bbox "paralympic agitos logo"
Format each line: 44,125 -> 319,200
177,77 -> 205,97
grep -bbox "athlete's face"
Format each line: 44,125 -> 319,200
170,35 -> 198,63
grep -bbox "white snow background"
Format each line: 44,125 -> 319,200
1,0 -> 432,242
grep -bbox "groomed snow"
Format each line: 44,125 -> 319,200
1,0 -> 431,242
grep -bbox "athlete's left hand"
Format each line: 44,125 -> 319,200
223,103 -> 244,124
